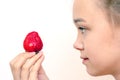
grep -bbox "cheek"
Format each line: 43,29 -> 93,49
84,35 -> 120,75
84,32 -> 114,63
84,33 -> 111,60
84,28 -> 113,57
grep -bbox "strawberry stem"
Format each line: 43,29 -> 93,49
35,51 -> 39,54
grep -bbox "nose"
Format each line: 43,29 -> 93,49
73,37 -> 84,51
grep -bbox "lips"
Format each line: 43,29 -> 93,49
80,56 -> 89,64
83,58 -> 89,60
81,57 -> 89,60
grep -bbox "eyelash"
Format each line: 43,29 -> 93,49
78,26 -> 86,34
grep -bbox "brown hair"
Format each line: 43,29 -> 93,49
101,0 -> 120,25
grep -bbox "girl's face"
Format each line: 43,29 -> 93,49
73,0 -> 120,76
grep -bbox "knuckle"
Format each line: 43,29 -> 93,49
22,54 -> 28,59
9,60 -> 14,67
22,53 -> 32,59
10,63 -> 21,71
30,69 -> 37,74
22,65 -> 29,71
31,66 -> 38,72
9,61 -> 19,69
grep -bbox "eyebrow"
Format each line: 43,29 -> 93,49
74,18 -> 86,23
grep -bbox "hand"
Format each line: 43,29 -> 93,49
9,52 -> 49,80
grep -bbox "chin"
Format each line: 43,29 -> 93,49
87,70 -> 108,77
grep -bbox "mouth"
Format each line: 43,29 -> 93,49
83,58 -> 89,60
80,57 -> 89,64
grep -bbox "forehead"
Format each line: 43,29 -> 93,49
73,0 -> 99,19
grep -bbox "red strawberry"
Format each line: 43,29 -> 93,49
23,31 -> 43,53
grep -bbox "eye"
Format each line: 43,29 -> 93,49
78,26 -> 86,34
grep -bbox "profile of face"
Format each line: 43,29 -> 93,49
73,0 -> 120,77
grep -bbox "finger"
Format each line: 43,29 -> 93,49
38,66 -> 49,80
9,52 -> 35,80
39,66 -> 46,74
21,52 -> 43,80
29,54 -> 44,80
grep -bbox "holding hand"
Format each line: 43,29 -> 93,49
9,52 -> 49,80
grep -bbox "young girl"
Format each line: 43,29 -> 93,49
10,0 -> 120,80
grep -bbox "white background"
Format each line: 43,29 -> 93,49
0,0 -> 115,80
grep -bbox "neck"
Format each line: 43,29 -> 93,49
113,73 -> 120,80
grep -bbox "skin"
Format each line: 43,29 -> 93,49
9,52 -> 49,80
73,0 -> 120,80
10,0 -> 120,80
